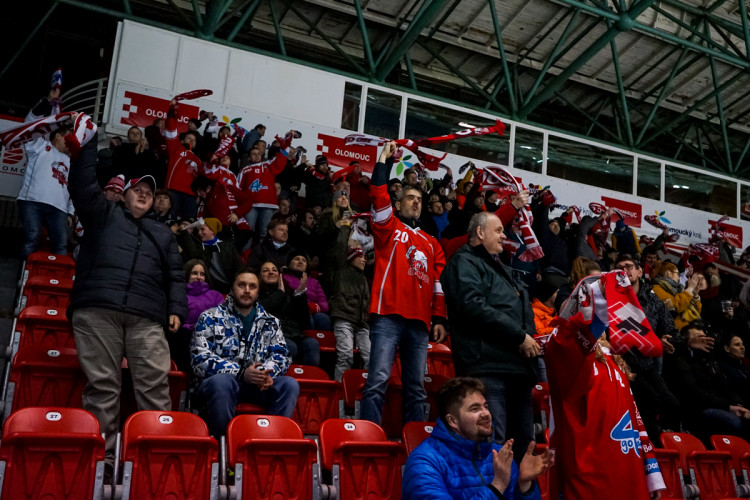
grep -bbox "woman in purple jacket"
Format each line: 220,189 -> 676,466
282,250 -> 331,331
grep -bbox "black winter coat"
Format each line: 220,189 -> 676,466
67,133 -> 187,326
441,244 -> 538,380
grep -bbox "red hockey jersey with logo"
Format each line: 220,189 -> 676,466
164,117 -> 201,195
237,150 -> 288,209
369,183 -> 447,329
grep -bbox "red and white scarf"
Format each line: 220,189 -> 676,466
481,166 -> 543,262
0,112 -> 75,150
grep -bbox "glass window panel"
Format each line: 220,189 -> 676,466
637,159 -> 661,201
665,166 -> 736,217
340,82 -> 361,131
513,127 -> 543,174
547,136 -> 633,193
742,184 -> 750,221
364,89 -> 401,139
405,100 -> 510,164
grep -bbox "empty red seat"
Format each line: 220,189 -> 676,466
711,435 -> 750,496
341,368 -> 403,437
5,347 -> 85,420
13,306 -> 74,355
661,432 -> 741,500
319,419 -> 405,499
22,252 -> 76,284
18,276 -> 74,311
654,448 -> 688,499
532,382 -> 551,440
227,415 -> 318,499
0,407 -> 105,500
302,330 -> 336,353
426,342 -> 455,378
121,411 -> 219,500
402,421 -> 435,455
287,364 -> 343,434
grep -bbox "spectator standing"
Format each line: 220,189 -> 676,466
330,246 -> 371,381
402,377 -> 550,499
190,269 -> 299,437
302,156 -> 334,209
360,142 -> 448,428
17,88 -> 73,259
164,99 -> 202,218
67,121 -> 187,463
177,217 -> 243,295
441,211 -> 540,461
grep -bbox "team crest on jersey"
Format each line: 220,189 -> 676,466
51,161 -> 68,186
249,179 -> 269,193
405,244 -> 429,284
610,411 -> 641,457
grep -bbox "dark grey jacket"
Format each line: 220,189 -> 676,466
441,243 -> 538,379
67,133 -> 187,326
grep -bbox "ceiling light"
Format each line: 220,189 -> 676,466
458,122 -> 476,128
672,184 -> 680,188
682,185 -> 689,189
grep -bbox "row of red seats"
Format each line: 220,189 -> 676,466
0,408 -> 409,500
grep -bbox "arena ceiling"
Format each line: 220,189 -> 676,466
5,0 -> 750,180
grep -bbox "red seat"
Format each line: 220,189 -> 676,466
227,415 -> 318,499
341,368 -> 402,437
18,276 -> 74,311
402,421 -> 435,455
5,347 -> 85,420
236,403 -> 268,415
424,374 -> 448,421
532,382 -> 551,440
303,330 -> 336,352
121,411 -> 219,500
287,364 -> 343,434
535,443 -> 551,500
426,343 -> 455,378
0,407 -> 105,500
661,432 -> 741,500
711,435 -> 750,496
342,369 -> 369,415
13,306 -> 74,355
22,252 -> 76,283
654,448 -> 688,499
319,419 -> 405,499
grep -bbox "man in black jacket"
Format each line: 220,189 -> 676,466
67,119 -> 187,464
441,211 -> 540,462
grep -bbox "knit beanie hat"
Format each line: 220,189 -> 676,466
202,217 -> 223,236
105,174 -> 126,193
347,246 -> 364,263
534,279 -> 559,303
333,189 -> 350,202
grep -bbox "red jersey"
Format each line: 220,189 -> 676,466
237,151 -> 288,209
545,276 -> 665,499
164,117 -> 201,195
369,183 -> 446,329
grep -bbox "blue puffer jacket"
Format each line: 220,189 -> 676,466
402,419 -> 540,500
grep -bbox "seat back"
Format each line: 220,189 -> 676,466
711,434 -> 750,484
303,330 -> 337,352
0,407 -> 105,500
662,432 -> 736,500
425,343 -> 455,378
423,374 -> 448,421
532,382 -> 551,439
15,306 -> 75,352
319,419 -> 404,500
121,411 -> 219,500
20,277 -> 74,311
342,369 -> 368,409
401,421 -> 434,456
654,449 -> 686,499
288,365 -> 342,434
227,415 -> 317,500
22,252 -> 76,283
7,347 -> 85,417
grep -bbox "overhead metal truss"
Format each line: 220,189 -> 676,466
6,0 -> 750,179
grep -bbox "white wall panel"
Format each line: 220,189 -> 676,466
175,38 -> 229,102
116,22 -> 179,89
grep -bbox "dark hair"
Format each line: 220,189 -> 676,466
642,246 -> 658,257
266,218 -> 288,232
254,123 -> 266,131
232,266 -> 259,285
188,118 -> 202,128
154,188 -> 172,200
615,254 -> 640,268
184,258 -> 212,287
680,320 -> 706,338
190,175 -> 215,194
436,377 -> 486,423
50,127 -> 71,141
396,185 -> 423,202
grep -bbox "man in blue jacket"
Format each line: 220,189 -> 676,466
402,377 -> 551,499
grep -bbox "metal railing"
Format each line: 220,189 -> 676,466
61,77 -> 108,125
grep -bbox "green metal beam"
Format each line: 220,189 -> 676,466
487,0 -> 516,114
199,0 -> 234,39
705,19 -> 744,59
217,0 -> 254,31
404,51 -> 417,90
122,0 -> 132,16
650,4 -> 738,59
190,0 -> 202,27
609,33 -> 633,147
0,1 -> 59,82
553,91 -> 624,144
353,0 -> 375,74
521,10 -> 581,109
737,0 -> 750,63
267,0 -> 286,57
227,0 -> 262,41
417,40 -> 509,115
374,0 -> 451,81
735,139 -> 750,172
164,0 -> 197,31
709,56 -> 733,170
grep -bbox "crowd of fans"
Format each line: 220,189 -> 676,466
14,87 -> 750,495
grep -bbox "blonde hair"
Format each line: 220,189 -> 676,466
569,257 -> 601,286
654,261 -> 678,278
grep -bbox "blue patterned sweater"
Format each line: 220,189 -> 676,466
190,296 -> 291,380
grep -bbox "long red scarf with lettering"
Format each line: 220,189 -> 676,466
481,166 -> 543,262
553,271 -> 663,357
0,112 -> 75,150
